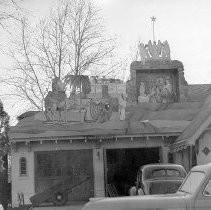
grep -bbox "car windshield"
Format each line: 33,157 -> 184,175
178,171 -> 205,194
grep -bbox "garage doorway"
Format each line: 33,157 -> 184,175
35,150 -> 94,204
105,147 -> 160,196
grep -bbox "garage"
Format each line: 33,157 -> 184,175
105,147 -> 160,196
34,150 -> 94,204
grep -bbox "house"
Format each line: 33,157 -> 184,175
9,40 -> 211,209
170,86 -> 211,168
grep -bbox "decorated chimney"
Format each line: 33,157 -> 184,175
127,18 -> 188,104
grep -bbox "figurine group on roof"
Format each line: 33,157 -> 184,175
139,40 -> 171,64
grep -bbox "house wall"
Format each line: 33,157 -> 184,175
11,137 -> 167,207
173,148 -> 191,172
11,146 -> 35,207
11,141 -> 98,207
197,130 -> 211,165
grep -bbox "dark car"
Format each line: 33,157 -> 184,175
133,163 -> 187,195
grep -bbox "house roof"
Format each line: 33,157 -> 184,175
170,93 -> 211,152
124,102 -> 202,135
17,111 -> 39,121
10,119 -> 128,140
186,84 -> 211,101
127,102 -> 202,121
10,84 -> 211,145
10,102 -> 201,142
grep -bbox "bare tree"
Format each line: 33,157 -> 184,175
5,0 -> 119,111
0,0 -> 22,29
65,0 -> 115,75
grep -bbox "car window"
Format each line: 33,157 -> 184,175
166,169 -> 180,177
203,180 -> 211,196
152,169 -> 165,177
179,171 -> 205,194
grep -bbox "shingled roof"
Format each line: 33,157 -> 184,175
10,84 -> 211,144
186,84 -> 211,101
170,92 -> 211,152
125,101 -> 202,135
10,101 -> 202,141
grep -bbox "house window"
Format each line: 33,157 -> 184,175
19,157 -> 27,176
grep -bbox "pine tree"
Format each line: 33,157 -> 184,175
0,100 -> 10,210
0,100 -> 10,156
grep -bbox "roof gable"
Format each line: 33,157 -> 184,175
171,93 -> 211,151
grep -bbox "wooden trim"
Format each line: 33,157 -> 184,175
10,133 -> 180,143
171,114 -> 211,152
103,149 -> 108,196
189,146 -> 193,171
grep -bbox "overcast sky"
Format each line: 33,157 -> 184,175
16,0 -> 211,84
100,0 -> 211,84
1,0 -> 211,123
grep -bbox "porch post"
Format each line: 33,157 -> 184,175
189,146 -> 193,171
93,148 -> 105,197
161,146 -> 169,163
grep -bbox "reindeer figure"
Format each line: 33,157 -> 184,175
44,77 -> 68,122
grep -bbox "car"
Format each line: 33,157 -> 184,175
132,163 -> 187,195
83,163 -> 211,210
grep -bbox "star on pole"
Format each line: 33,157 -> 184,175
150,16 -> 156,42
151,16 -> 156,22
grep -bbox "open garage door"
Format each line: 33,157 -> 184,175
105,147 -> 160,196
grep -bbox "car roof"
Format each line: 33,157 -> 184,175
191,163 -> 211,174
140,163 -> 186,171
138,164 -> 187,178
